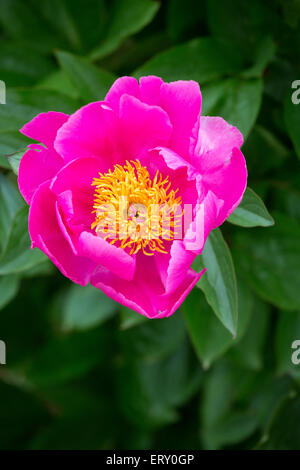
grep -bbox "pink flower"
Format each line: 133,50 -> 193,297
18,76 -> 247,319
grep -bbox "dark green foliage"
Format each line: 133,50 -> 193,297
0,0 -> 300,450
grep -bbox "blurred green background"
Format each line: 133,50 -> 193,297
0,0 -> 300,450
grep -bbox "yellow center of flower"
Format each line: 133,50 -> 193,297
91,160 -> 182,256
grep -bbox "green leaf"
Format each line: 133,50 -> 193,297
260,395 -> 300,449
275,310 -> 300,382
243,125 -> 289,177
166,0 -> 203,44
117,339 -> 202,430
33,0 -> 108,53
202,77 -> 263,138
0,275 -> 19,310
26,325 -> 113,387
134,37 -> 244,84
0,42 -> 55,86
183,279 -> 253,368
0,132 -> 30,160
201,360 -> 259,449
284,89 -> 300,159
119,306 -> 148,330
193,228 -> 238,336
0,89 -> 79,133
90,0 -> 160,60
0,174 -> 23,254
0,0 -> 64,53
119,312 -> 186,361
6,150 -> 25,176
56,51 -> 116,103
230,298 -> 270,370
233,212 -> 300,310
36,70 -> 79,100
205,0 -> 277,58
0,205 -> 46,275
60,284 -> 117,332
227,187 -> 274,227
241,36 -> 276,79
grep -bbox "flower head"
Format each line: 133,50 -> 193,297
18,76 -> 247,318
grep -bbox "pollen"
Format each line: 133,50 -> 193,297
91,160 -> 183,256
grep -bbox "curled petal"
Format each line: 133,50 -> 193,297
20,111 -> 69,149
119,94 -> 172,159
192,116 -> 243,172
54,102 -> 119,164
91,255 -> 205,318
29,181 -> 96,286
78,232 -> 136,282
18,146 -> 63,204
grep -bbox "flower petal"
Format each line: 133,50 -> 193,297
155,240 -> 197,294
18,145 -> 63,204
54,102 -> 119,164
192,116 -> 243,172
29,181 -> 96,286
50,156 -> 100,230
78,232 -> 136,282
160,80 -> 201,159
91,254 -> 205,318
183,190 -> 224,254
105,76 -> 140,113
139,75 -> 163,105
119,94 -> 172,159
20,111 -> 69,149
203,147 -> 247,225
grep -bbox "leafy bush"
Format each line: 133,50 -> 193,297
0,0 -> 300,450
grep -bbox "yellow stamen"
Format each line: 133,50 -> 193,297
91,160 -> 182,256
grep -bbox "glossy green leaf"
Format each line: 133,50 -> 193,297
6,150 -> 25,176
0,89 -> 79,133
117,339 -> 202,429
0,205 -> 46,275
119,306 -> 148,329
0,275 -> 19,310
201,360 -> 259,449
36,70 -> 79,100
242,36 -> 276,79
0,132 -> 30,160
119,312 -> 186,361
0,42 -> 54,87
0,174 -> 23,253
193,229 -> 238,336
166,0 -> 203,43
230,299 -> 270,370
202,77 -> 263,138
183,280 -> 253,368
56,51 -> 116,103
61,284 -> 117,331
227,187 -> 274,227
90,0 -> 160,60
243,125 -> 289,177
26,325 -> 113,387
33,0 -> 108,52
205,0 -> 277,57
135,37 -> 243,84
233,212 -> 300,310
260,395 -> 300,450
